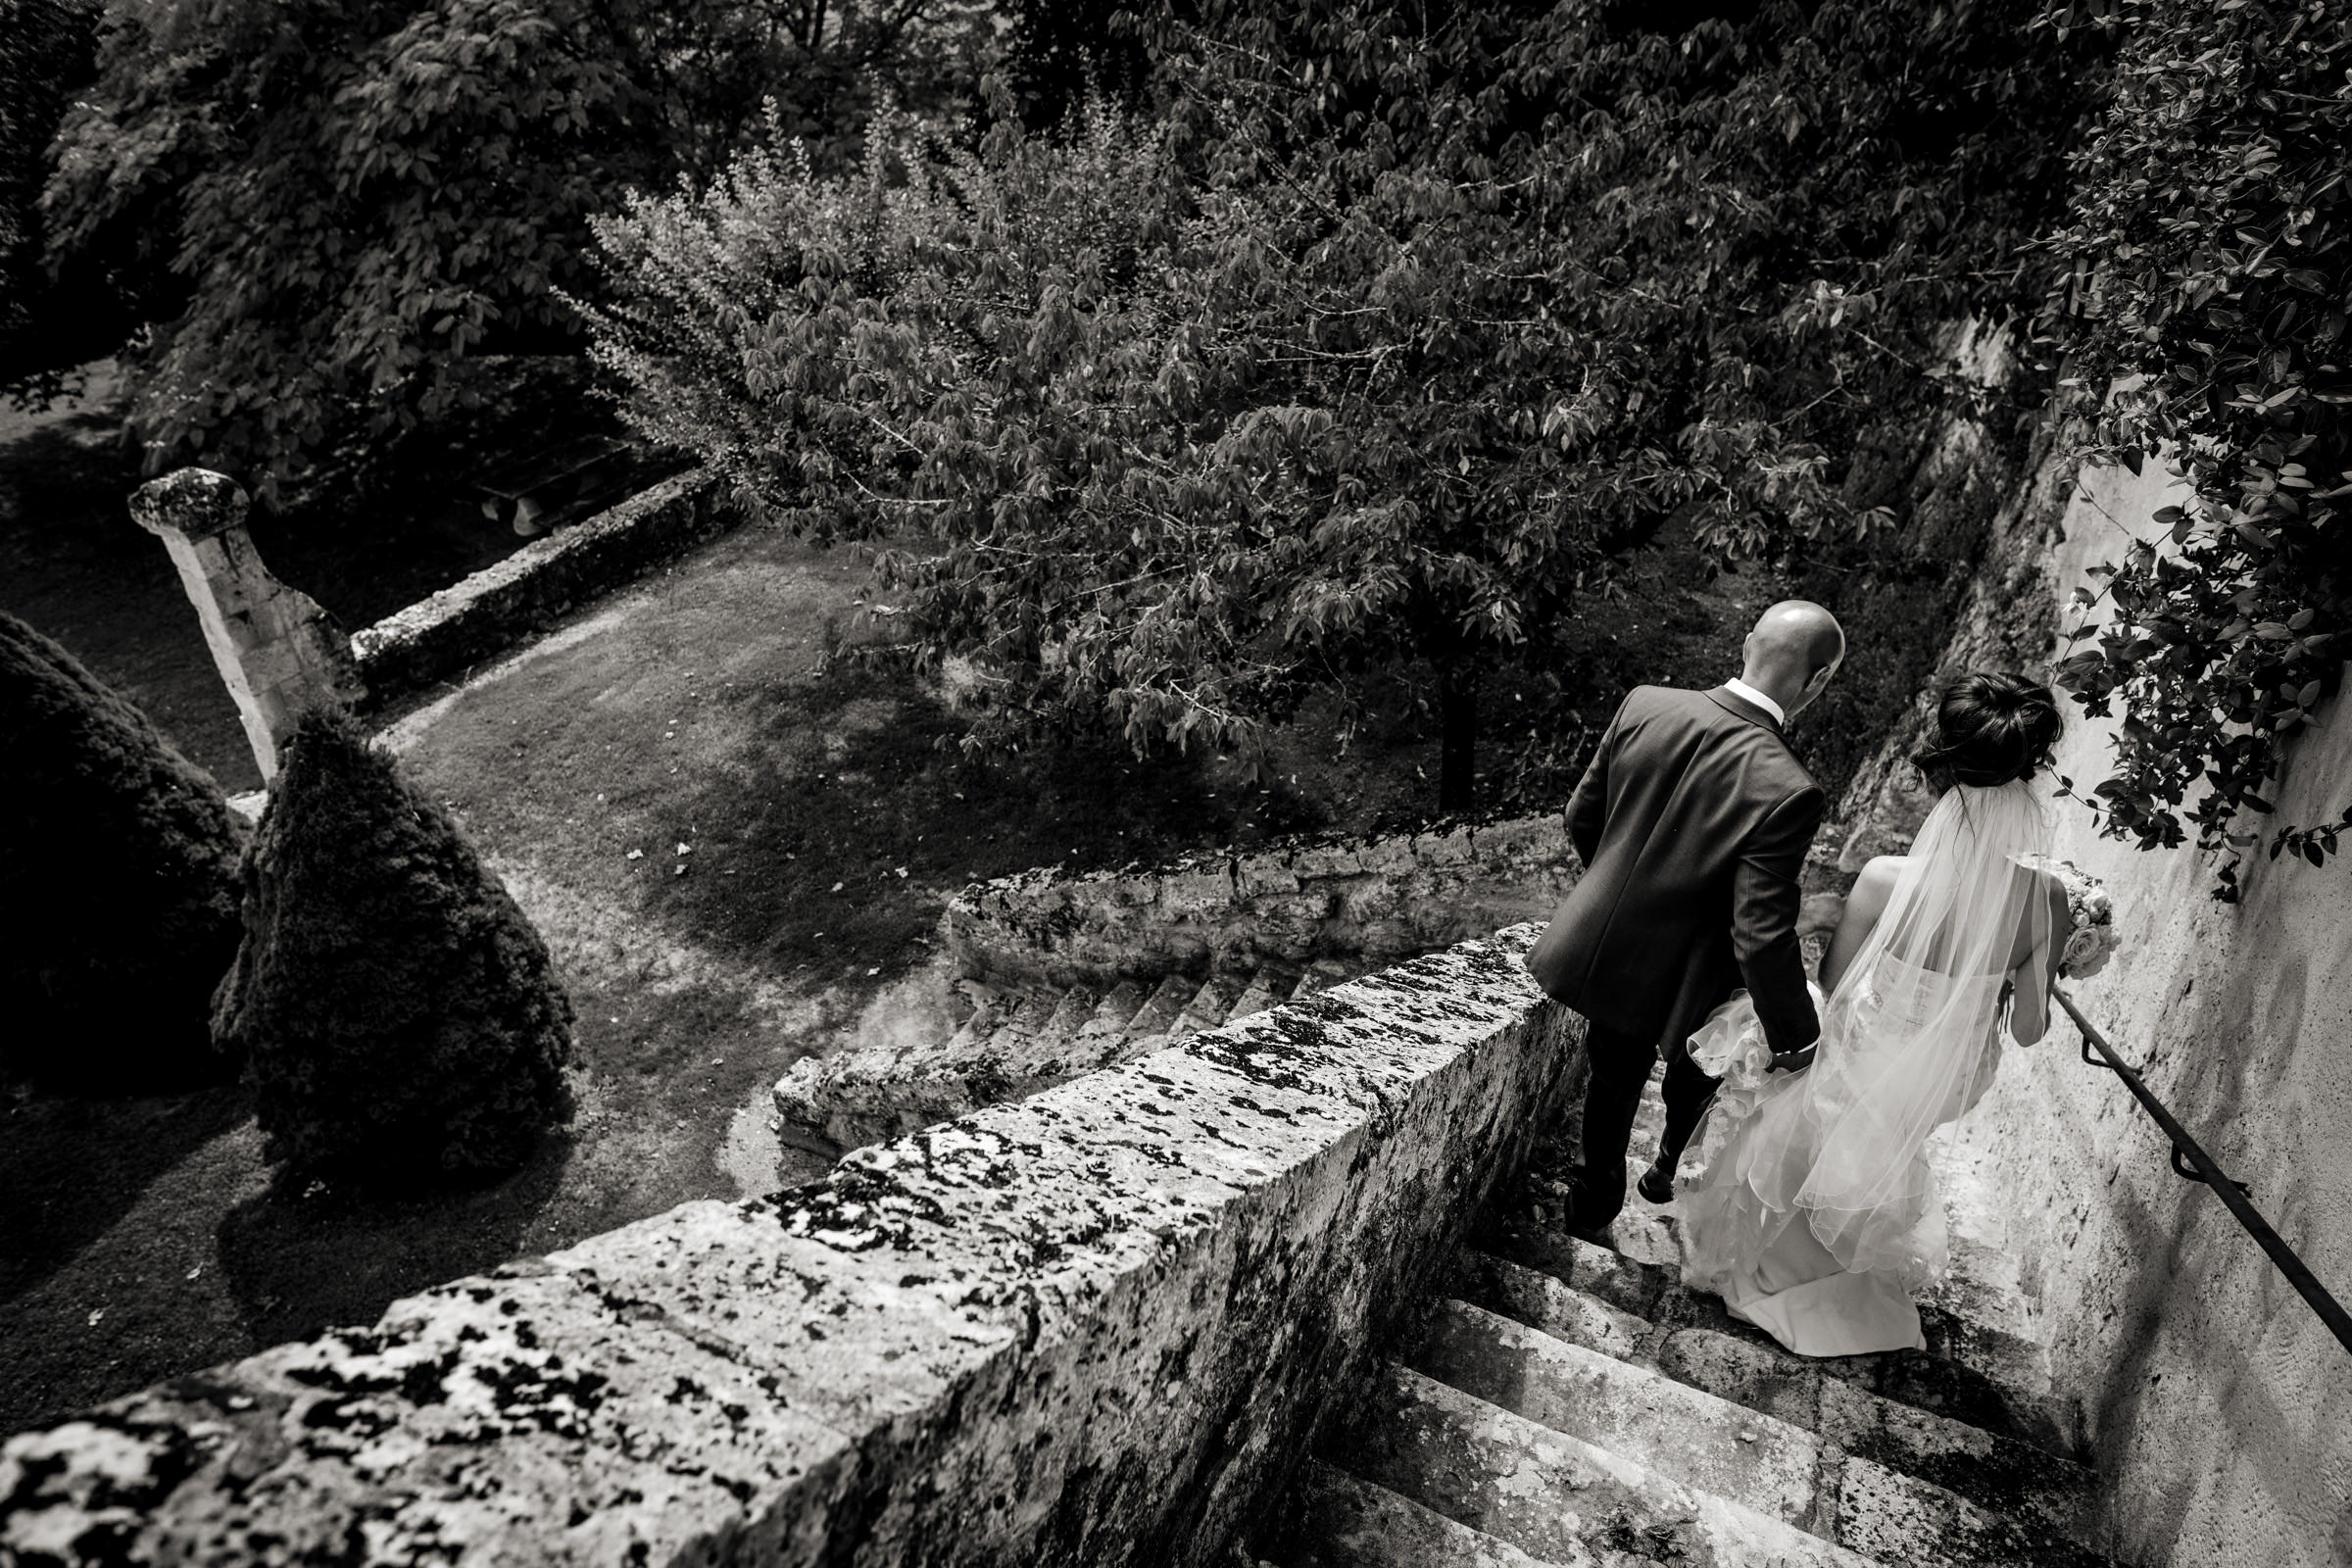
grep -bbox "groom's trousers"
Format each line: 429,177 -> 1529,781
1566,1017 -> 1720,1229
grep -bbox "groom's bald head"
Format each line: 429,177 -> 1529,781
1740,601 -> 1845,717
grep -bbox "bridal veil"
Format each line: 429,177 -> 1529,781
1688,777 -> 2057,1293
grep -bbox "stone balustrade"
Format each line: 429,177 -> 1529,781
132,466 -> 731,783
349,468 -> 727,708
946,811 -> 1580,992
0,926 -> 1580,1567
128,468 -> 364,781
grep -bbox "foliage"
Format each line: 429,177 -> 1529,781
214,707 -> 574,1189
2035,0 -> 2352,897
584,0 -> 2099,809
1002,0 -> 1154,125
0,0 -> 105,394
0,611 -> 248,1092
37,0 -> 998,504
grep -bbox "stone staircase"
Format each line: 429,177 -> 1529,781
773,956 -> 1362,1152
1268,1065 -> 2117,1568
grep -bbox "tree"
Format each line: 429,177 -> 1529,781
0,0 -> 110,395
584,0 -> 2100,810
1002,0 -> 1154,126
0,611 -> 247,1091
38,0 -> 999,505
2035,0 -> 2352,898
214,708 -> 573,1188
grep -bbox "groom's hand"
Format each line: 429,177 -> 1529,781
1767,1042 -> 1818,1074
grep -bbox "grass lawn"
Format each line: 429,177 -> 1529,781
0,408 -> 1970,1434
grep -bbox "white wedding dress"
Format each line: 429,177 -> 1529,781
1675,779 -> 2056,1357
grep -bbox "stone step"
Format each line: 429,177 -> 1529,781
1630,1062 -> 1668,1139
1227,964 -> 1294,1024
1077,978 -> 1152,1039
1412,1298 -> 1829,1531
1477,1222 -> 2078,1461
772,954 -> 1361,1159
940,991 -> 1005,1056
1412,1297 -> 2113,1568
1038,985 -> 1101,1039
1450,1251 -> 2098,1547
949,974 -> 1003,1021
1280,1458 -> 1564,1568
1290,956 -> 1354,1001
772,1048 -> 985,1155
1170,969 -> 1250,1040
1331,1362 -> 1882,1568
981,987 -> 1063,1054
1120,970 -> 1201,1044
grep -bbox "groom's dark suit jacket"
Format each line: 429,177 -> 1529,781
1528,685 -> 1824,1061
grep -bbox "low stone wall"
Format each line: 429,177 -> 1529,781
946,812 -> 1578,991
0,926 -> 1581,1567
350,467 -> 728,708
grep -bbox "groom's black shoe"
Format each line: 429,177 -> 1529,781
1636,1159 -> 1677,1204
1558,1200 -> 1617,1239
1554,1171 -> 1622,1237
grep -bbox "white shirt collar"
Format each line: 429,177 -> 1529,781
1722,677 -> 1786,727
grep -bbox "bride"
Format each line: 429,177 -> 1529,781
1674,671 -> 2074,1357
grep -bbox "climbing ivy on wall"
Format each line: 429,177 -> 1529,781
2036,0 -> 2352,898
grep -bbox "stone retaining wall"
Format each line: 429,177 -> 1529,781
946,812 -> 1579,991
1820,321 -> 2067,871
350,467 -> 728,708
1826,429 -> 2076,870
0,926 -> 1580,1568
1952,463 -> 2352,1568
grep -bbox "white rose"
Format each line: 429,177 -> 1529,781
2061,924 -> 2118,979
1733,1033 -> 1774,1083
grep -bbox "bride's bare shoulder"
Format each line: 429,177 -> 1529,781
1842,856 -> 1908,923
1856,854 -> 1908,894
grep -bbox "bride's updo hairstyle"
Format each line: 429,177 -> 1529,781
1914,671 -> 2063,790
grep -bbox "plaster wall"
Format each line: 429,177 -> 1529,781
1961,461 -> 2352,1566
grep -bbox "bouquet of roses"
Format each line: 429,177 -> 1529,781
2019,855 -> 2118,978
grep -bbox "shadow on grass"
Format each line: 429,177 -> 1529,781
643,663 -> 1328,979
214,1130 -> 572,1347
0,1082 -> 256,1308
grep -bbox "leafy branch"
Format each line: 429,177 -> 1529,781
2034,0 -> 2352,900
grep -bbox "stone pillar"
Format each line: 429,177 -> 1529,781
129,467 -> 363,782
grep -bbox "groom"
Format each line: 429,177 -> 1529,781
1526,601 -> 1844,1234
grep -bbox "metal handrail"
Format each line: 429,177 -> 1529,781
2055,986 -> 2352,1355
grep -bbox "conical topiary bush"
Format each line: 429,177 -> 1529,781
214,707 -> 574,1189
0,611 -> 247,1090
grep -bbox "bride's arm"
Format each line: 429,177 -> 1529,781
1772,858 -> 1903,1073
1819,857 -> 1903,997
2005,878 -> 2074,1046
